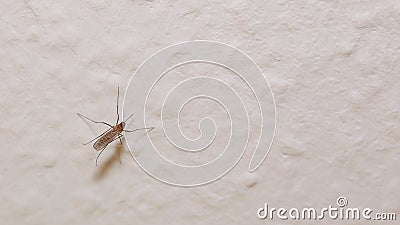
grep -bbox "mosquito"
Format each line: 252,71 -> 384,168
77,87 -> 153,166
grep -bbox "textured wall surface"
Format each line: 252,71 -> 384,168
0,0 -> 399,224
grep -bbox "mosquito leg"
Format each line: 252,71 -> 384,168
112,134 -> 124,164
96,147 -> 107,166
95,134 -> 123,166
124,127 -> 155,132
117,148 -> 122,164
117,135 -> 123,164
110,134 -> 123,164
77,113 -> 113,128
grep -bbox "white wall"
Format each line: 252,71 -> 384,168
0,0 -> 399,224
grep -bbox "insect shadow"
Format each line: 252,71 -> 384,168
93,143 -> 123,180
77,87 -> 154,166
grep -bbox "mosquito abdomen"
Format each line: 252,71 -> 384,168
93,129 -> 120,151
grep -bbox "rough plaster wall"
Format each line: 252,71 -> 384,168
0,0 -> 399,224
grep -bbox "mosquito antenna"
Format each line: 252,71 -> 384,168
116,86 -> 120,124
123,114 -> 135,123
